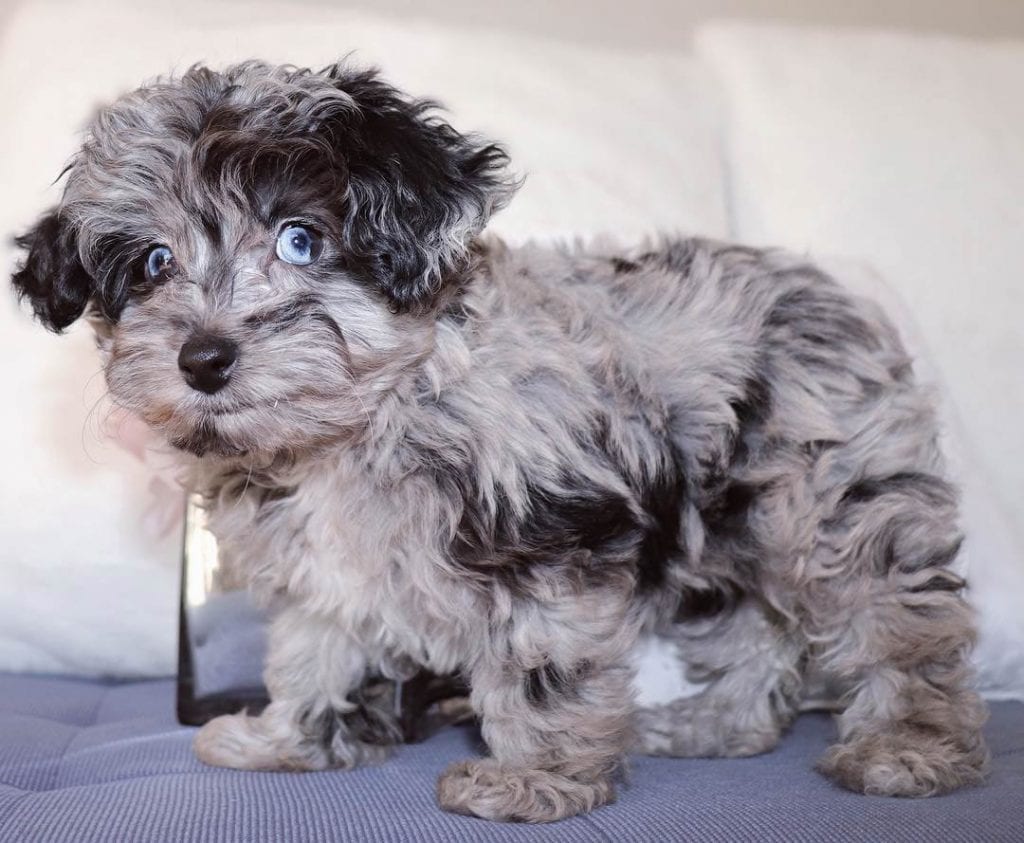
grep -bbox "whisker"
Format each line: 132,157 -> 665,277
80,365 -> 115,465
237,456 -> 256,505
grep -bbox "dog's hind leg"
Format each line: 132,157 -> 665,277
193,604 -> 395,771
634,598 -> 805,758
810,470 -> 988,796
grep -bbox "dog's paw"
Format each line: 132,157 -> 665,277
193,711 -> 330,772
818,730 -> 989,797
436,759 -> 613,823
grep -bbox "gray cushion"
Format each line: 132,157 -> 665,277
0,673 -> 1021,842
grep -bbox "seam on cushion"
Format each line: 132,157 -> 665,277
45,685 -> 109,792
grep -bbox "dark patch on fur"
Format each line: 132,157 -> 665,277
703,482 -> 762,536
443,410 -> 689,595
908,573 -> 966,594
590,413 -> 688,592
698,478 -> 768,584
255,484 -> 295,508
864,530 -> 961,577
244,294 -> 325,332
634,456 -> 687,591
731,374 -> 773,431
767,282 -> 882,370
180,195 -> 224,248
524,660 -> 592,708
310,310 -> 346,345
446,467 -> 641,594
673,583 -> 741,622
506,483 -> 634,557
804,438 -> 842,457
718,372 -> 773,478
93,234 -> 150,318
199,211 -> 223,247
658,238 -> 706,279
692,372 -> 776,579
609,257 -> 639,274
889,358 -> 914,383
243,294 -> 346,350
840,471 -> 954,507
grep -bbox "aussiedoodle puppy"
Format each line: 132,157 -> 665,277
11,61 -> 987,822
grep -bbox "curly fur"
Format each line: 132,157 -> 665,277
11,61 -> 987,822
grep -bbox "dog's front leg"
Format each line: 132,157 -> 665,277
194,604 -> 391,771
437,579 -> 637,822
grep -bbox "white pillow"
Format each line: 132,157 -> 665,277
0,3 -> 728,676
696,22 -> 1024,698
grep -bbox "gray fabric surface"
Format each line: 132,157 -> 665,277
0,674 -> 1021,842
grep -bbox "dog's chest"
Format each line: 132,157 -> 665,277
216,458 -> 479,673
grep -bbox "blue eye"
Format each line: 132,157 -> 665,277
144,246 -> 176,282
276,224 -> 323,266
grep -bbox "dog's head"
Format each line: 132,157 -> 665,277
11,61 -> 513,457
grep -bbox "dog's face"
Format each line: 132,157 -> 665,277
11,62 -> 512,457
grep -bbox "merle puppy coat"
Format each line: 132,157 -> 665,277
11,62 -> 987,822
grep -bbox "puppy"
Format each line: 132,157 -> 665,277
11,61 -> 987,822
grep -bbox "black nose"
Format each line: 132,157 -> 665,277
178,334 -> 238,394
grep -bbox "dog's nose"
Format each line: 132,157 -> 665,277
178,334 -> 238,394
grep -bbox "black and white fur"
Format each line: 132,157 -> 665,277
11,61 -> 987,822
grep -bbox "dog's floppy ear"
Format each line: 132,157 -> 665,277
331,69 -> 515,311
11,209 -> 93,332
